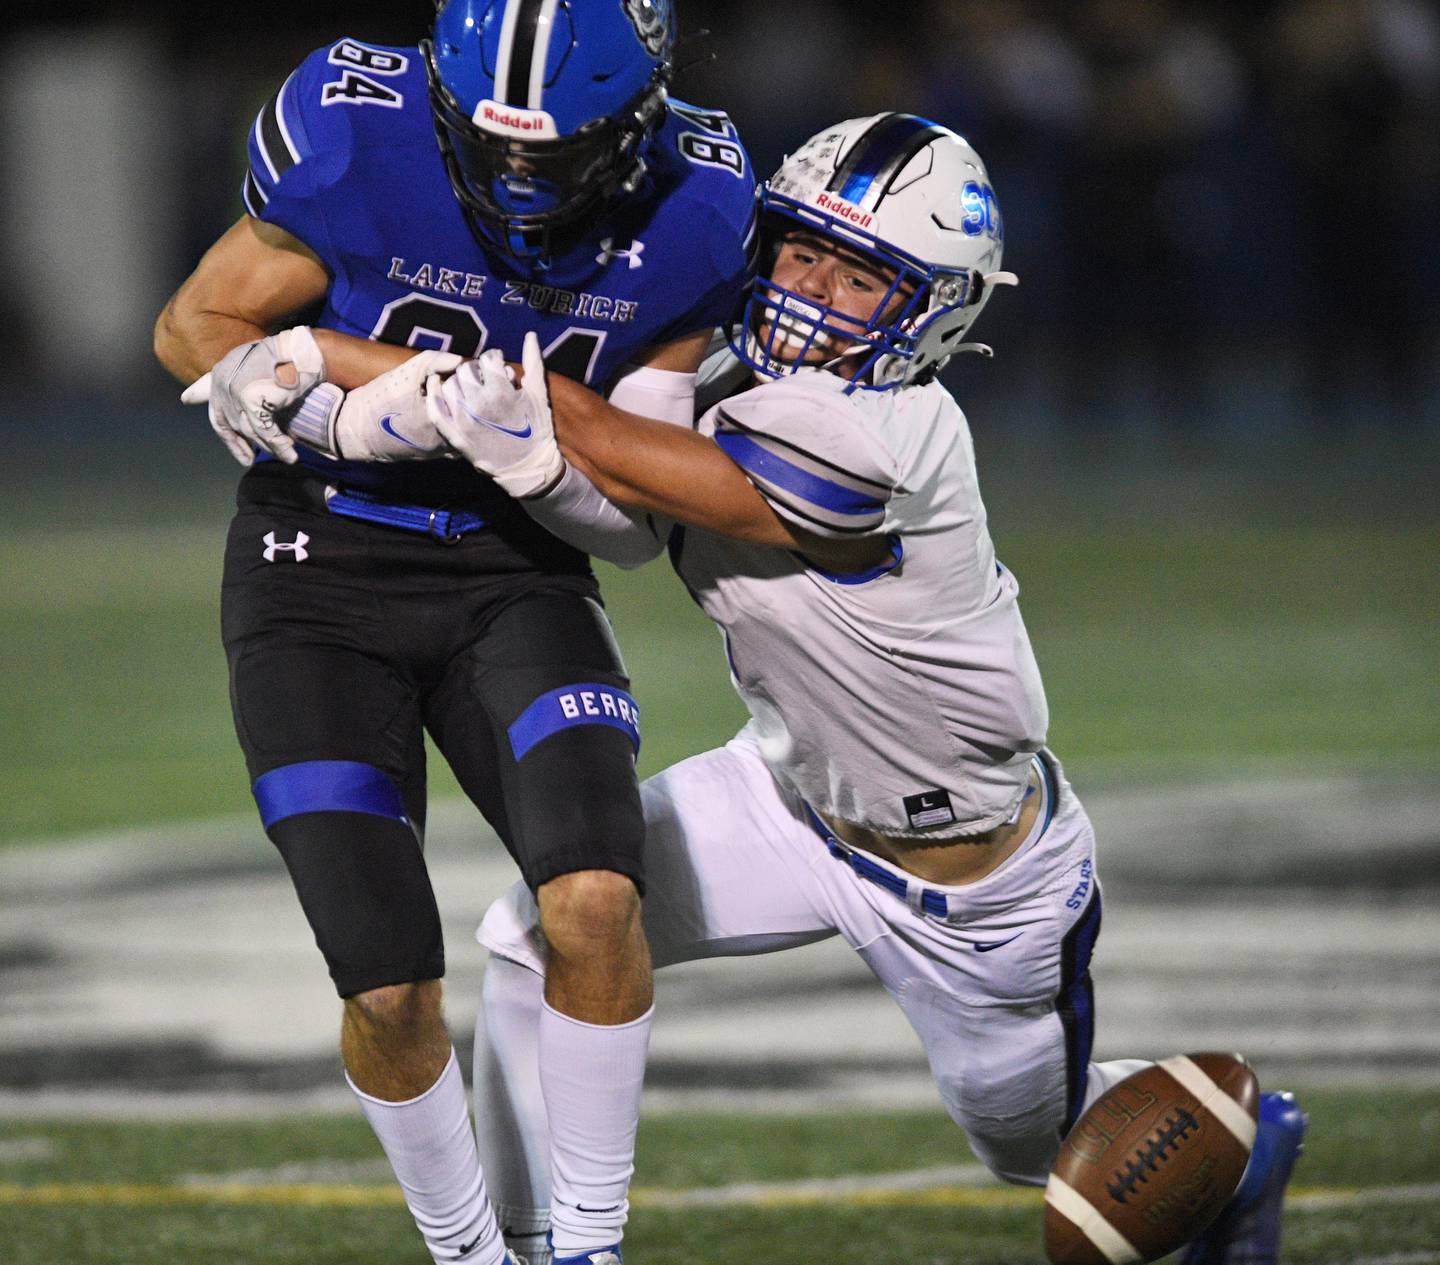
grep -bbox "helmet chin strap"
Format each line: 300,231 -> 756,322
824,341 -> 878,376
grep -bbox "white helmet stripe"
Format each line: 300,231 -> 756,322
492,0 -> 527,106
527,0 -> 562,109
501,0 -> 548,107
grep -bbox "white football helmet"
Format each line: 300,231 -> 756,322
732,113 -> 1016,390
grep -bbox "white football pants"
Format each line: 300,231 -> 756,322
477,730 -> 1135,1228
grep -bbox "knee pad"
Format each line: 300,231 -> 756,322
258,761 -> 444,997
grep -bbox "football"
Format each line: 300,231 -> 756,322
1044,1053 -> 1259,1264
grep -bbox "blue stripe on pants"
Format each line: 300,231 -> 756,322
252,760 -> 409,831
507,683 -> 641,762
1057,887 -> 1103,1132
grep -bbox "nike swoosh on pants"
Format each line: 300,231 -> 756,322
974,934 -> 1022,952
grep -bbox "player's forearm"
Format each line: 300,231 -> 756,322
156,217 -> 409,389
311,330 -> 418,390
549,373 -> 795,548
155,305 -> 419,394
153,300 -> 266,385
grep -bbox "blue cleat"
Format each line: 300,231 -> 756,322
1180,1090 -> 1309,1265
549,1240 -> 622,1265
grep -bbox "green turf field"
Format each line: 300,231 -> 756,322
4,413 -> 1437,1264
0,1089 -> 1436,1264
3,415 -> 1437,844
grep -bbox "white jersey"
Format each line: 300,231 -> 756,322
677,366 -> 1049,838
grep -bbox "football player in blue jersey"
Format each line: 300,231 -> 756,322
154,3 -> 755,1264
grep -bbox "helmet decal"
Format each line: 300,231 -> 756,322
623,0 -> 671,57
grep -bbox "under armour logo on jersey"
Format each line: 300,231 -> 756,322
262,530 -> 310,562
596,237 -> 645,269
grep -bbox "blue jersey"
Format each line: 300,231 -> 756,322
243,36 -> 757,502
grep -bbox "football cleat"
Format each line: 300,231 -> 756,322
1179,1090 -> 1309,1265
549,1243 -> 622,1265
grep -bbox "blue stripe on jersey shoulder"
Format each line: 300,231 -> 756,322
247,64 -> 318,203
249,74 -> 295,195
714,429 -> 886,519
276,69 -> 313,162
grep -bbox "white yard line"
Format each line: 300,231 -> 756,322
1290,1182 -> 1440,1211
183,1160 -> 1001,1201
637,1178 -> 1440,1212
180,1158 -> 396,1187
0,1137 -> 56,1164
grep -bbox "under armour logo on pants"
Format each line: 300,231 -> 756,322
263,530 -> 309,562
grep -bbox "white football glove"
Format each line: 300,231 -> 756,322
180,326 -> 326,466
426,331 -> 562,498
282,350 -> 464,461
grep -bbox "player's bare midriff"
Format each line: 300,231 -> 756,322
822,760 -> 1044,886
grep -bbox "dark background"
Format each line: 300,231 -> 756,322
1,0 -> 1437,443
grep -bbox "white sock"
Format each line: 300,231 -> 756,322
476,956 -> 553,1265
349,1049 -> 506,1265
539,999 -> 652,1257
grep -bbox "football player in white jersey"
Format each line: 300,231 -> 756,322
315,115 -> 1308,1265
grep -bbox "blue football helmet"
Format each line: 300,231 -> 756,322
422,0 -> 674,256
732,114 -> 1015,391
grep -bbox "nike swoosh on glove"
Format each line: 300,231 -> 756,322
426,332 -> 562,498
285,350 -> 464,461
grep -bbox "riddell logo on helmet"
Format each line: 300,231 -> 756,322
474,101 -> 558,138
483,104 -> 541,130
814,193 -> 874,228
